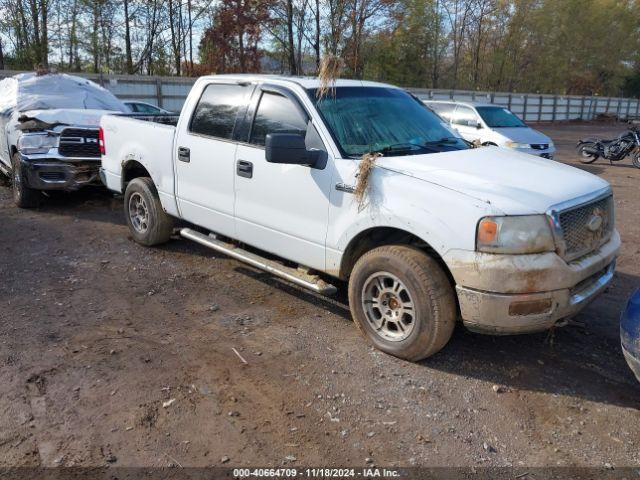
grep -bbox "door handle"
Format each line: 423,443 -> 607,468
177,146 -> 190,163
237,160 -> 253,178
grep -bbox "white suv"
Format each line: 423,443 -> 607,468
425,100 -> 556,159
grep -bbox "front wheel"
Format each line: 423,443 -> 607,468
124,177 -> 174,246
11,153 -> 40,208
577,144 -> 599,164
348,245 -> 456,361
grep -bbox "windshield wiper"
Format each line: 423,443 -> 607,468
370,142 -> 436,156
366,138 -> 464,157
423,137 -> 460,145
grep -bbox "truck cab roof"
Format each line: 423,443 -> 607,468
194,74 -> 398,91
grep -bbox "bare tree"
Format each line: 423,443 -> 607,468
326,0 -> 347,56
469,0 -> 495,88
345,0 -> 388,77
124,0 -> 133,73
443,0 -> 474,89
168,0 -> 182,75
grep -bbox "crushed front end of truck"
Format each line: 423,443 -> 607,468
16,124 -> 102,191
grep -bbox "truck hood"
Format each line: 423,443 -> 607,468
376,147 -> 609,215
18,109 -> 115,128
492,127 -> 551,145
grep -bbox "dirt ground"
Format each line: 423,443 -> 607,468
1,122 -> 639,469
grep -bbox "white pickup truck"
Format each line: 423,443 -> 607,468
100,75 -> 620,361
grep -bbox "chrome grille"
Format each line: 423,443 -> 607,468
558,195 -> 614,261
59,128 -> 100,158
530,144 -> 549,150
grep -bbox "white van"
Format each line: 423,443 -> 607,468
424,100 -> 556,159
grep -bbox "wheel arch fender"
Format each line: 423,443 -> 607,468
121,157 -> 152,191
334,219 -> 453,281
120,153 -> 178,216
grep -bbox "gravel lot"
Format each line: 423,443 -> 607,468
1,122 -> 639,469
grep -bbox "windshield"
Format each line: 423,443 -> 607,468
476,106 -> 526,128
310,87 -> 468,157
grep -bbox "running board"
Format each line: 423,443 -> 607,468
180,228 -> 337,296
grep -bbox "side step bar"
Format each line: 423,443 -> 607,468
180,228 -> 337,296
0,161 -> 11,177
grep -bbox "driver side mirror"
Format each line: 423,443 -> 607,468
475,121 -> 483,129
265,133 -> 324,167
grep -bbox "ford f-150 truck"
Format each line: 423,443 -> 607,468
100,75 -> 620,361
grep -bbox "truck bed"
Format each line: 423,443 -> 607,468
100,113 -> 178,215
114,112 -> 180,126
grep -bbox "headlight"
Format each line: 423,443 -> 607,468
548,140 -> 554,148
505,141 -> 530,149
477,215 -> 556,254
17,133 -> 59,154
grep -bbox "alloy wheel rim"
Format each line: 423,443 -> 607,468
128,192 -> 149,233
361,272 -> 415,342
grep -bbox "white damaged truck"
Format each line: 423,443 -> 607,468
100,75 -> 620,361
0,72 -> 128,207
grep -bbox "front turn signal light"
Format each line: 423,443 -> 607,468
477,218 -> 499,244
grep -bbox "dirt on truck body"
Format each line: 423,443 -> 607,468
0,122 -> 639,470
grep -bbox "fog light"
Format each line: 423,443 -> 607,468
509,298 -> 553,316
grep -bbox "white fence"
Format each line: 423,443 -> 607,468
2,69 -> 639,121
411,89 -> 640,122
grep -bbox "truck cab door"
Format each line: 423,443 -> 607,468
174,82 -> 254,237
233,86 -> 332,271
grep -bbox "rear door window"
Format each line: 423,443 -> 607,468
189,83 -> 251,139
452,106 -> 480,127
249,92 -> 308,146
428,103 -> 456,122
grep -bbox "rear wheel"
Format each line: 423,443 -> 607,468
124,177 -> 174,246
11,153 -> 40,208
632,152 -> 640,169
348,245 -> 456,361
577,144 -> 599,164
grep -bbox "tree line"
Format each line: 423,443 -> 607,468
1,0 -> 639,96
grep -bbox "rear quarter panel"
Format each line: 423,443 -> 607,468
101,114 -> 178,216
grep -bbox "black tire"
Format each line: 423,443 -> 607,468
11,153 -> 40,208
632,152 -> 640,169
348,245 -> 456,361
124,177 -> 174,246
577,145 -> 599,164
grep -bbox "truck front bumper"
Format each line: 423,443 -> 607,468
20,154 -> 101,191
446,230 -> 620,334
